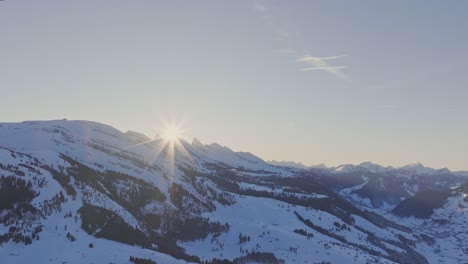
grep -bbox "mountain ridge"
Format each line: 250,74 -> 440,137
0,119 -> 466,264
269,159 -> 468,176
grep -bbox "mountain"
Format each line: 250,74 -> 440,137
392,189 -> 449,218
268,160 -> 329,170
330,162 -> 464,176
304,162 -> 466,210
268,160 -> 310,170
0,120 -> 466,264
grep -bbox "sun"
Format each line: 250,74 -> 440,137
159,119 -> 187,142
119,117 -> 193,178
161,124 -> 183,141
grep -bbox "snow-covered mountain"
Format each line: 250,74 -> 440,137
0,120 -> 466,264
268,160 -> 310,170
308,161 -> 467,209
307,161 -> 465,177
268,160 -> 328,170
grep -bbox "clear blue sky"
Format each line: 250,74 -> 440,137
1,1 -> 467,170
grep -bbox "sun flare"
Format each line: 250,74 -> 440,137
161,124 -> 183,141
117,118 -> 194,178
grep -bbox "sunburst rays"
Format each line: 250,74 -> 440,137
116,118 -> 194,181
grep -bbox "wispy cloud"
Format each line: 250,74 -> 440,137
296,54 -> 349,78
251,2 -> 348,79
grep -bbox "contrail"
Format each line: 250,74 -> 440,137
297,54 -> 348,62
301,66 -> 349,71
296,54 -> 349,78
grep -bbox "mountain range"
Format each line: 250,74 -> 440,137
0,120 -> 466,264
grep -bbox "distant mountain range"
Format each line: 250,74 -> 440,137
269,160 -> 468,177
0,120 -> 466,264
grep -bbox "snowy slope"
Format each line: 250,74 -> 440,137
0,120 -> 466,264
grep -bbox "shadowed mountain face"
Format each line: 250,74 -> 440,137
393,182 -> 468,218
0,120 -> 466,264
392,190 -> 449,218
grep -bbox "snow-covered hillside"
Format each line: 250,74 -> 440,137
0,120 -> 466,264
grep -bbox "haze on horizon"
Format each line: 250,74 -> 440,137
1,1 -> 467,171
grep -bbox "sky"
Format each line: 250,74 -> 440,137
1,1 -> 468,170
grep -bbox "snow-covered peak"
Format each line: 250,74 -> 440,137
268,160 -> 309,169
334,162 -> 391,174
400,162 -> 425,170
358,162 -> 393,174
192,142 -> 267,170
398,162 -> 443,175
0,120 -> 278,176
310,163 -> 329,169
268,161 -> 330,171
327,161 -> 462,177
191,138 -> 204,148
125,130 -> 151,143
333,164 -> 366,173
